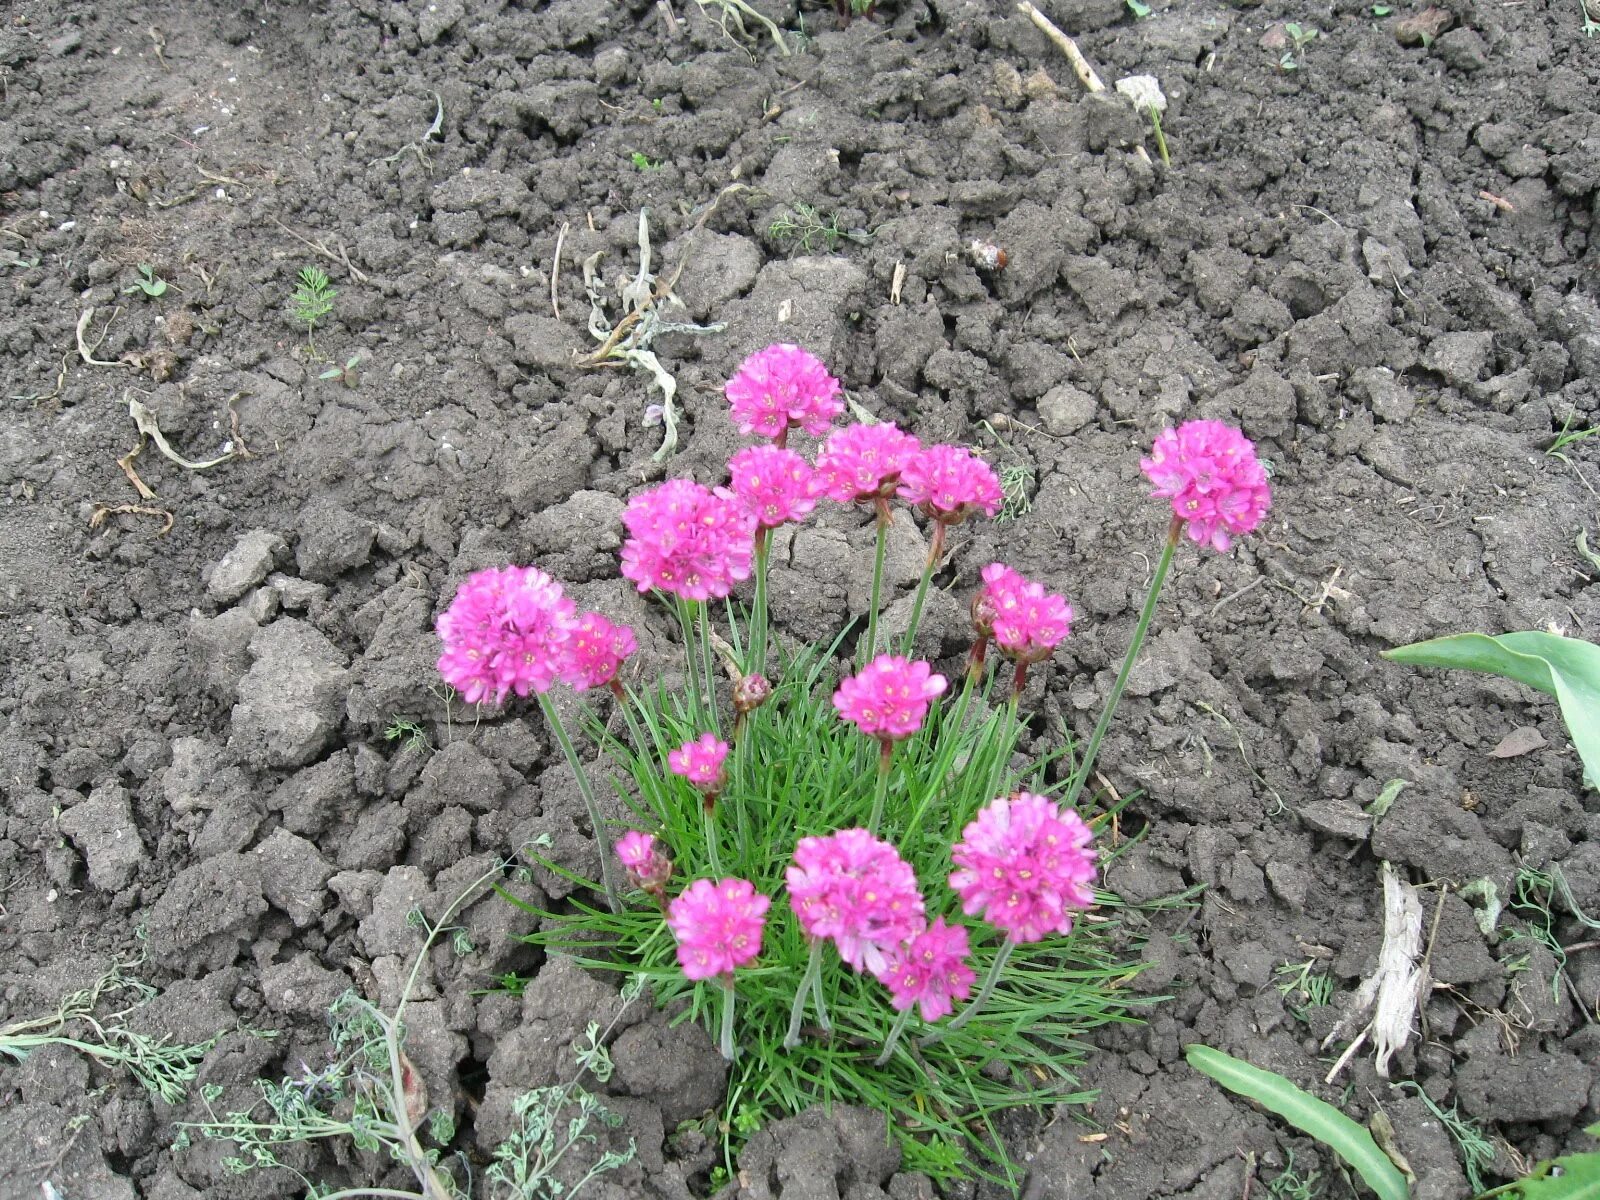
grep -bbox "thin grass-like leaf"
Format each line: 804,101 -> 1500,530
1186,1045 -> 1408,1200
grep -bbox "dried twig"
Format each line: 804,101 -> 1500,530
551,221 -> 569,320
76,308 -> 135,369
1016,0 -> 1104,91
1478,189 -> 1515,213
90,503 -> 175,536
270,218 -> 370,283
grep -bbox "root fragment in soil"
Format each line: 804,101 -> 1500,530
1322,863 -> 1427,1081
90,503 -> 175,535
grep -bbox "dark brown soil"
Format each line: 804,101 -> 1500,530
2,0 -> 1598,1197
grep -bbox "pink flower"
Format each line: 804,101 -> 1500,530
814,422 -> 922,504
559,611 -> 637,692
949,792 -> 1097,943
667,877 -> 770,980
979,564 -> 1073,666
620,479 -> 757,601
1140,420 -> 1271,553
873,918 -> 975,1021
734,672 -> 772,715
833,655 -> 947,742
436,566 -> 576,705
727,445 -> 820,529
897,445 -> 1003,523
786,828 -> 926,975
668,733 -> 730,792
724,344 -> 843,441
615,831 -> 672,894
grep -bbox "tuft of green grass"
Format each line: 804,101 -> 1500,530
1274,959 -> 1333,1023
1395,1082 -> 1496,1193
511,632 -> 1152,1189
1266,1149 -> 1322,1200
629,150 -> 661,171
383,715 -> 431,753
768,203 -> 863,255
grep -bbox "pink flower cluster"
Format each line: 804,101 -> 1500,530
978,564 -> 1073,666
615,831 -> 672,896
949,792 -> 1097,943
1140,419 -> 1271,553
874,918 -> 975,1021
667,877 -> 770,980
725,344 -> 843,443
814,422 -> 922,504
727,445 -> 820,530
833,655 -> 948,742
438,567 -> 641,705
787,829 -> 926,975
668,733 -> 730,795
620,479 -> 757,601
898,444 -> 1003,524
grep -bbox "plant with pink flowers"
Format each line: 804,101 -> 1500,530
442,342 -> 1273,1187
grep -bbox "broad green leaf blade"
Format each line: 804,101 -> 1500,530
1490,1150 -> 1600,1199
1185,1045 -> 1409,1200
1383,631 -> 1600,789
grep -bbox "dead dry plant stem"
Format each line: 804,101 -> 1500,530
270,218 -> 370,284
76,308 -> 134,369
576,183 -> 743,367
1015,1 -> 1103,90
551,221 -> 569,319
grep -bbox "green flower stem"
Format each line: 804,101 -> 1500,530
703,799 -> 723,876
902,673 -> 976,843
537,693 -> 621,913
674,597 -> 704,726
874,1005 -> 916,1067
1063,516 -> 1183,812
923,939 -> 1016,1045
867,740 -> 894,835
899,519 -> 947,656
698,602 -> 721,736
783,940 -> 829,1049
751,529 -> 771,678
719,977 -> 738,1061
862,502 -> 891,665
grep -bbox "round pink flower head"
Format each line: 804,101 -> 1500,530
559,610 -> 637,692
979,564 -> 1074,667
833,655 -> 948,742
1139,420 -> 1271,553
873,917 -> 976,1022
436,565 -> 576,706
668,733 -> 730,794
734,672 -> 772,715
724,344 -> 843,442
727,445 -> 820,530
615,831 -> 672,894
667,877 -> 770,981
815,422 -> 923,504
897,444 -> 1003,524
620,479 -> 757,602
949,792 -> 1097,944
786,828 -> 926,976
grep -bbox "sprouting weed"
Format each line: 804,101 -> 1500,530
1266,1148 -> 1322,1200
451,928 -> 475,956
122,263 -> 169,298
0,958 -> 219,1106
900,1135 -> 966,1180
629,150 -> 661,171
177,859 -> 637,1200
317,352 -> 363,389
768,203 -> 862,255
731,1103 -> 765,1136
1395,1082 -> 1496,1192
1546,413 -> 1600,463
1278,22 -> 1319,69
289,266 -> 337,356
997,464 -> 1035,522
1274,959 -> 1333,1022
384,716 -> 431,752
572,1021 -> 615,1083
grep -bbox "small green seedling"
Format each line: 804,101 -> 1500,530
1265,1150 -> 1321,1200
1280,23 -> 1319,69
1371,4 -> 1391,14
318,353 -> 363,389
1126,0 -> 1153,17
289,266 -> 337,357
1546,413 -> 1600,464
382,715 -> 429,751
123,263 -> 169,298
1274,958 -> 1333,1023
629,150 -> 662,171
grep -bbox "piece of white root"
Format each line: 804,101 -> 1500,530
1322,861 -> 1426,1082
